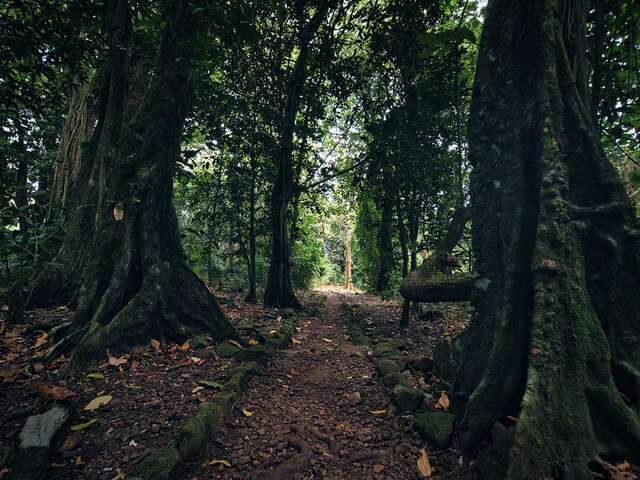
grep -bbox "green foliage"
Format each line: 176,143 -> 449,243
291,211 -> 329,289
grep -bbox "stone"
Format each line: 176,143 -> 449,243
414,411 -> 455,448
11,405 -> 70,480
381,372 -> 411,389
20,406 -> 69,449
372,342 -> 395,357
190,334 -> 209,350
392,386 -> 425,412
216,340 -> 241,358
375,358 -> 400,377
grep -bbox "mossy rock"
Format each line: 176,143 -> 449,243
392,385 -> 425,412
222,362 -> 260,392
351,333 -> 369,346
178,403 -> 226,459
133,445 -> 181,480
236,344 -> 274,364
408,356 -> 435,375
377,352 -> 408,370
189,334 -> 210,350
375,358 -> 401,377
414,411 -> 456,448
381,371 -> 411,389
372,342 -> 396,357
216,340 -> 241,358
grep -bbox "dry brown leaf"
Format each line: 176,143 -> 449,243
369,409 -> 387,415
179,340 -> 191,351
417,448 -> 432,478
189,356 -> 205,366
1,365 -> 21,383
32,381 -> 76,400
346,392 -> 361,405
435,392 -> 450,410
373,464 -> 385,474
208,459 -> 232,468
192,386 -> 204,394
150,339 -> 161,351
242,408 -> 254,417
292,337 -> 301,344
62,432 -> 81,451
248,339 -> 258,346
84,395 -> 112,411
33,332 -> 49,349
107,352 -> 128,367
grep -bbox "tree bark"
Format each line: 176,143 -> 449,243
454,0 -> 640,478
245,170 -> 257,302
343,216 -> 352,290
45,0 -> 236,368
264,1 -> 330,308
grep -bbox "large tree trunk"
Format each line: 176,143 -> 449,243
46,0 -> 235,368
264,1 -> 330,308
454,1 -> 640,478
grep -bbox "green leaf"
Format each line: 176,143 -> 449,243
86,373 -> 105,380
70,419 -> 98,431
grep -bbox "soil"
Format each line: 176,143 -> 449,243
0,287 -> 470,480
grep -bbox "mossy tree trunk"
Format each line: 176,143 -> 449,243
46,0 -> 235,368
455,0 -> 640,477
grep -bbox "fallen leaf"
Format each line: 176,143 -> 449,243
189,356 -> 205,366
179,341 -> 191,351
208,459 -> 232,468
197,380 -> 224,389
113,204 -> 124,221
84,395 -> 113,411
373,463 -> 385,474
86,373 -> 105,380
248,339 -> 258,346
322,338 -> 333,343
242,408 -> 254,417
130,359 -> 141,370
150,339 -> 161,351
32,381 -> 76,400
192,386 -> 204,394
62,432 -> 82,450
292,337 -> 301,344
616,461 -> 631,472
1,365 -> 21,382
417,448 -> 432,478
33,332 -> 49,349
228,340 -> 244,350
107,352 -> 127,367
70,419 -> 98,431
435,392 -> 450,410
269,330 -> 277,334
369,409 -> 387,415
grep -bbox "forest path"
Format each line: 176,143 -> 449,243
186,288 -> 426,479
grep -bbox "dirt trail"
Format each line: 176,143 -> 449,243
186,290 -> 427,479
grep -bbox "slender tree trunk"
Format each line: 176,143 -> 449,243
46,0 -> 236,368
343,217 -> 352,290
397,199 -> 411,325
264,1 -> 330,308
245,172 -> 257,302
454,1 -> 640,478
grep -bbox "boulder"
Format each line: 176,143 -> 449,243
11,405 -> 70,480
381,372 -> 411,389
414,411 -> 455,448
375,358 -> 400,377
392,386 -> 425,412
372,342 -> 395,357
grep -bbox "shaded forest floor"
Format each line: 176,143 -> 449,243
0,286 -> 470,479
